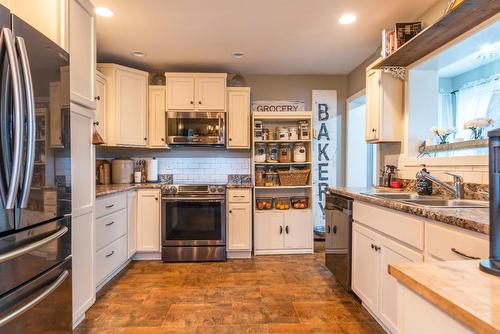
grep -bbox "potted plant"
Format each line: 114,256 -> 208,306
430,127 -> 456,145
464,117 -> 494,140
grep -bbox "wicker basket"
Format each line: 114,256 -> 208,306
277,169 -> 310,186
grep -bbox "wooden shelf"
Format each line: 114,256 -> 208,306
254,139 -> 312,143
420,138 -> 488,154
255,185 -> 312,189
252,111 -> 312,120
254,162 -> 311,165
372,0 -> 500,69
255,209 -> 312,213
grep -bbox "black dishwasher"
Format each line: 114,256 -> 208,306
325,193 -> 353,292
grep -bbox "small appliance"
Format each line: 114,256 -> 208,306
166,111 -> 225,146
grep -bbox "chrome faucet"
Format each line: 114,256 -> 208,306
421,171 -> 464,199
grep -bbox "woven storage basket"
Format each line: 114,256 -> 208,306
277,169 -> 310,186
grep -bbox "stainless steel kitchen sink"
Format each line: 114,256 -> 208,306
366,193 -> 435,200
401,198 -> 489,208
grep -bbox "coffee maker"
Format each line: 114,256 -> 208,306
480,129 -> 500,276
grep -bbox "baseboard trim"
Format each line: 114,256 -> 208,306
254,249 -> 314,256
227,251 -> 252,259
132,252 -> 162,260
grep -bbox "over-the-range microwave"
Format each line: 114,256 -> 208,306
166,111 -> 225,146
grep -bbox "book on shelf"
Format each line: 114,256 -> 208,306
380,22 -> 422,58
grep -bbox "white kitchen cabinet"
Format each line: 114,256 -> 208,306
69,0 -> 96,109
60,66 -> 70,108
97,63 -> 149,147
165,73 -> 227,111
148,86 -> 167,148
352,222 -> 380,313
365,65 -> 403,143
254,210 -> 313,255
95,71 -> 107,144
227,87 -> 250,149
49,82 -> 63,148
136,189 -> 161,252
227,189 -> 252,258
127,191 -> 138,258
9,0 -> 68,51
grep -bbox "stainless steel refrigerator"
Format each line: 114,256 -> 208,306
0,4 -> 72,333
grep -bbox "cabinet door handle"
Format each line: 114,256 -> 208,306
279,226 -> 283,234
198,101 -> 202,105
94,96 -> 100,101
161,138 -> 165,141
105,251 -> 115,258
105,204 -> 114,209
229,210 -> 232,213
285,226 -> 289,234
144,137 -> 147,141
451,248 -> 480,260
327,225 -> 331,234
229,138 -> 232,141
372,128 -> 376,132
332,225 -> 337,234
105,221 -> 115,227
371,243 -> 375,249
155,197 -> 159,201
190,101 -> 194,104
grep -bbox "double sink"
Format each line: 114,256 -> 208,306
365,192 -> 489,208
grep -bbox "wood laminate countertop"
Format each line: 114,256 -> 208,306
389,260 -> 500,334
327,186 -> 489,235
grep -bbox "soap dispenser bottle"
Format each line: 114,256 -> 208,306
416,164 -> 433,195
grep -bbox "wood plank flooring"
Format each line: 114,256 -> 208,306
75,251 -> 384,333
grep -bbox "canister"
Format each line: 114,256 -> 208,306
288,127 -> 298,140
293,143 -> 307,162
277,127 -> 290,141
255,143 -> 267,163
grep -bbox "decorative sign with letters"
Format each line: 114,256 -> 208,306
251,100 -> 305,112
312,90 -> 338,234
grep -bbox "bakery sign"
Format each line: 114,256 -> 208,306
251,100 -> 305,112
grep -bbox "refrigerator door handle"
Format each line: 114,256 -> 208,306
2,28 -> 23,210
0,28 -> 7,206
0,270 -> 69,327
0,226 -> 68,264
15,36 -> 35,208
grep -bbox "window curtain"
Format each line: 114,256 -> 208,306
455,77 -> 499,139
438,92 -> 454,129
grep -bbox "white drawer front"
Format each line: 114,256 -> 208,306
228,189 -> 251,203
95,209 -> 127,251
426,222 -> 489,261
96,193 -> 127,218
353,202 -> 424,250
95,235 -> 127,284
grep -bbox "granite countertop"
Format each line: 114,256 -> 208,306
327,186 -> 489,235
389,260 -> 500,334
96,183 -> 164,197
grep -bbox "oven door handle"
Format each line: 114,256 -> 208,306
162,197 -> 225,202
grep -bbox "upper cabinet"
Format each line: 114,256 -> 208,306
365,66 -> 403,143
165,73 -> 227,111
8,0 -> 68,51
227,87 -> 250,149
148,86 -> 167,148
97,63 -> 149,147
69,0 -> 96,109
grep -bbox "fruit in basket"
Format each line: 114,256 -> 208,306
257,202 -> 264,210
265,202 -> 272,209
292,198 -> 308,209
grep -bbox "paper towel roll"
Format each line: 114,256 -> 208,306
146,157 -> 158,182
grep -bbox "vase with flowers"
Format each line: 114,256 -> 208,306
430,127 -> 456,144
464,117 -> 494,140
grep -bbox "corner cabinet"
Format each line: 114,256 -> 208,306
97,63 -> 149,147
136,189 -> 161,253
148,85 -> 167,148
365,66 -> 403,143
227,188 -> 252,258
227,87 -> 250,149
165,73 -> 227,111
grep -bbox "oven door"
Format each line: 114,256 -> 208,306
166,112 -> 225,146
162,196 -> 226,246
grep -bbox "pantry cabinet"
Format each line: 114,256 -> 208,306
227,189 -> 252,258
148,86 -> 167,148
95,71 -> 107,143
365,66 -> 403,143
165,73 -> 227,111
254,210 -> 313,255
136,189 -> 161,252
227,87 -> 251,149
97,63 -> 149,147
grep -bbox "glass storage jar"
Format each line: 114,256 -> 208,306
293,143 -> 307,162
266,143 -> 279,162
255,143 -> 267,163
279,143 -> 292,163
288,127 -> 298,140
264,171 -> 279,187
255,167 -> 266,186
277,127 -> 290,141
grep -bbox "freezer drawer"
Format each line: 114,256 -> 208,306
0,217 -> 71,296
0,258 -> 72,333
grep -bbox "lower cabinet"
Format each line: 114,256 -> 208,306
136,189 -> 161,253
227,189 -> 252,258
352,221 -> 423,334
254,210 -> 313,255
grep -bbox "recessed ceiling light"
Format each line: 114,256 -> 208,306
339,13 -> 356,25
95,7 -> 114,17
232,52 -> 245,59
130,50 -> 146,58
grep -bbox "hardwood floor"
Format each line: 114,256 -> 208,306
75,251 -> 384,333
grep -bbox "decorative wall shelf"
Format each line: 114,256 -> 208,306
372,0 -> 500,69
420,139 -> 488,154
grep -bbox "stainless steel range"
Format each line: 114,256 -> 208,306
161,184 -> 226,262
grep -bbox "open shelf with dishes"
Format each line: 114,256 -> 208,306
252,111 -> 314,255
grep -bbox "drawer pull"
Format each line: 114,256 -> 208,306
105,204 -> 114,209
105,251 -> 115,258
279,226 -> 283,234
105,221 -> 115,227
233,195 -> 245,198
451,248 -> 480,260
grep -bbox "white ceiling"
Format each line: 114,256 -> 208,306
91,0 -> 439,74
